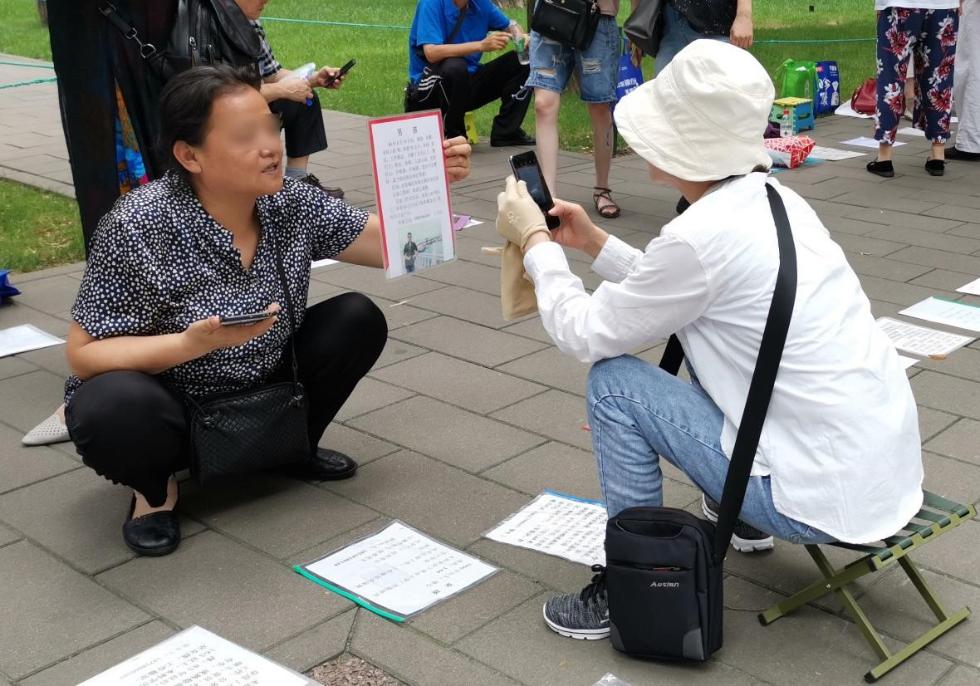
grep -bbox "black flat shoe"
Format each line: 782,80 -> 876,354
925,158 -> 945,177
122,496 -> 180,557
490,130 -> 536,147
866,160 -> 895,178
285,448 -> 359,481
945,146 -> 980,161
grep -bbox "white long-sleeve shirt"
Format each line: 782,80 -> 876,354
524,173 -> 923,543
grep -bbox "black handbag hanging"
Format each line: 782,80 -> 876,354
605,184 -> 798,661
186,232 -> 311,486
531,0 -> 602,51
624,0 -> 666,58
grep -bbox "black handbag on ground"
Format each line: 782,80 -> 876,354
530,0 -> 602,51
605,184 -> 798,661
186,234 -> 311,486
624,0 -> 666,58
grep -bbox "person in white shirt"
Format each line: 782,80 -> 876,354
495,40 -> 924,642
949,0 -> 979,160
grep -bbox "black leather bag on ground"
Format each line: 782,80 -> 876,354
605,184 -> 798,662
531,0 -> 601,51
186,235 -> 310,486
624,0 -> 666,57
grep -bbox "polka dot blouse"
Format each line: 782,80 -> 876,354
65,171 -> 368,403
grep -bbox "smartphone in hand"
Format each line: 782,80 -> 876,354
509,151 -> 561,230
322,59 -> 356,87
219,311 -> 275,326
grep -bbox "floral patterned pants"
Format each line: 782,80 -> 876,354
875,7 -> 959,145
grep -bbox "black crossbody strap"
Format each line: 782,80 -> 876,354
414,4 -> 469,60
657,184 -> 797,563
98,1 -> 160,60
268,230 -> 302,393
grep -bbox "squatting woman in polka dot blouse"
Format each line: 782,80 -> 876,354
63,65 -> 472,557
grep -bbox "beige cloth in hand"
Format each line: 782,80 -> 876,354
492,176 -> 550,320
483,244 -> 538,321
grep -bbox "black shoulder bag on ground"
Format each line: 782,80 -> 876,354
530,0 -> 601,50
604,184 -> 798,662
624,0 -> 666,57
186,234 -> 310,487
100,0 -> 262,82
404,7 -> 469,112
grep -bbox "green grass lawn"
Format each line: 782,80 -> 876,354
0,179 -> 84,272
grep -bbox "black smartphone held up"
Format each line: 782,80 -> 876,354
509,151 -> 561,230
323,59 -> 356,87
219,311 -> 275,327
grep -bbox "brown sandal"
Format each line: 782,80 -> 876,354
593,187 -> 621,219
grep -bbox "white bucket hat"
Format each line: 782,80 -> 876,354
614,39 -> 775,182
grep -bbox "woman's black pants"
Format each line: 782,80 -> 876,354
66,293 -> 387,507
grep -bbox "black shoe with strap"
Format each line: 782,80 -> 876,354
490,129 -> 536,147
281,448 -> 359,481
122,496 -> 181,557
298,173 -> 345,199
866,159 -> 895,178
925,158 -> 945,177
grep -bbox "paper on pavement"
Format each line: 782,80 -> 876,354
899,297 -> 980,333
876,316 -> 974,358
956,277 -> 980,296
485,491 -> 607,567
0,324 -> 64,358
809,145 -> 866,161
840,136 -> 906,149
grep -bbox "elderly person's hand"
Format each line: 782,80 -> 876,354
443,136 -> 472,183
496,176 -> 551,250
311,66 -> 346,90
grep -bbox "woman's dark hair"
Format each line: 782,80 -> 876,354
158,64 -> 263,177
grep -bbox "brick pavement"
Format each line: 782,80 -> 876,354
1,55 -> 979,685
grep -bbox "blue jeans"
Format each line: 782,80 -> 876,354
655,5 -> 729,73
526,16 -> 621,103
587,355 -> 835,545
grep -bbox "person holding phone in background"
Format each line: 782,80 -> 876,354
63,65 -> 473,558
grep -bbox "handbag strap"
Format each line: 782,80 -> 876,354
414,4 -> 469,61
267,229 -> 302,391
658,183 -> 798,563
99,1 -> 160,60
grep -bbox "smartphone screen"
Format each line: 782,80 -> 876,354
324,59 -> 356,86
509,152 -> 561,229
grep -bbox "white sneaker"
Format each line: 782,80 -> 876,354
22,413 -> 70,446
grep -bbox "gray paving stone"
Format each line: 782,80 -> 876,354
940,666 -> 980,686
947,221 -> 980,239
720,577 -> 952,686
835,191 -> 941,216
314,265 -> 446,301
264,610 -> 355,674
914,519 -> 980,585
372,338 -> 428,370
0,355 -> 36,380
918,406 -> 959,442
865,226 -> 980,257
0,303 -> 70,336
889,246 -> 980,275
923,452 -> 980,506
833,233 -> 908,258
417,259 -> 503,296
366,295 -> 440,331
456,593 -> 758,686
467,538 -> 590,594
910,268 -> 980,293
482,442 -> 602,500
178,477 -> 377,560
0,369 -> 69,433
501,316 -> 554,344
19,621 -> 175,686
0,423 -> 78,495
14,342 -> 72,378
918,345 -> 980,383
408,284 -> 521,329
0,467 -> 203,575
392,316 -> 548,367
857,275 -> 939,306
411,569 -> 542,644
843,206 -> 966,233
97,530 -> 351,651
497,346 -> 592,396
857,564 -> 980,667
323,451 -> 528,547
843,253 -> 933,282
333,377 -> 415,422
0,521 -> 21,548
319,422 -> 400,464
7,275 -> 78,317
350,611 -> 522,686
372,351 -> 545,414
924,203 -> 980,224
924,418 -> 980,465
0,541 -> 148,680
492,390 -> 593,451
349,396 -> 545,473
912,371 -> 980,422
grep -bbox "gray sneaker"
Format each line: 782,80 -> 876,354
701,495 -> 774,553
542,565 -> 610,640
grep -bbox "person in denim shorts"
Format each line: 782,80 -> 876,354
527,2 -> 631,219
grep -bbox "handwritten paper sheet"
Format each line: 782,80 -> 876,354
809,145 -> 866,161
79,626 -> 314,686
877,317 -> 974,358
369,112 -> 456,279
485,491 -> 607,567
840,136 -> 906,149
0,324 -> 63,358
900,297 -> 980,333
956,277 -> 980,296
300,521 -> 496,619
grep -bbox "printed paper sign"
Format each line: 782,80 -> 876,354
368,111 -> 456,278
876,316 -> 974,358
298,521 -> 496,619
900,297 -> 980,333
485,491 -> 607,567
79,626 -> 314,686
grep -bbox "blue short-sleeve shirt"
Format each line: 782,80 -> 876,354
408,0 -> 511,83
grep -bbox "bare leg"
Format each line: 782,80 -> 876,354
132,476 -> 178,518
286,155 -> 309,173
877,142 -> 893,162
534,88 -> 561,193
588,102 -> 616,214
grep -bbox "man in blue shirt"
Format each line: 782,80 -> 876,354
406,0 -> 534,146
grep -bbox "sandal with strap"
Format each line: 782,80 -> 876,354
593,187 -> 621,219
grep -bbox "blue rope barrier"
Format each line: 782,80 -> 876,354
0,77 -> 57,90
0,59 -> 55,69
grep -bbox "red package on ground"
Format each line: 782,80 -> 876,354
763,135 -> 816,169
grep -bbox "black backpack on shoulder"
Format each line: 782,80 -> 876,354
100,0 -> 262,82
